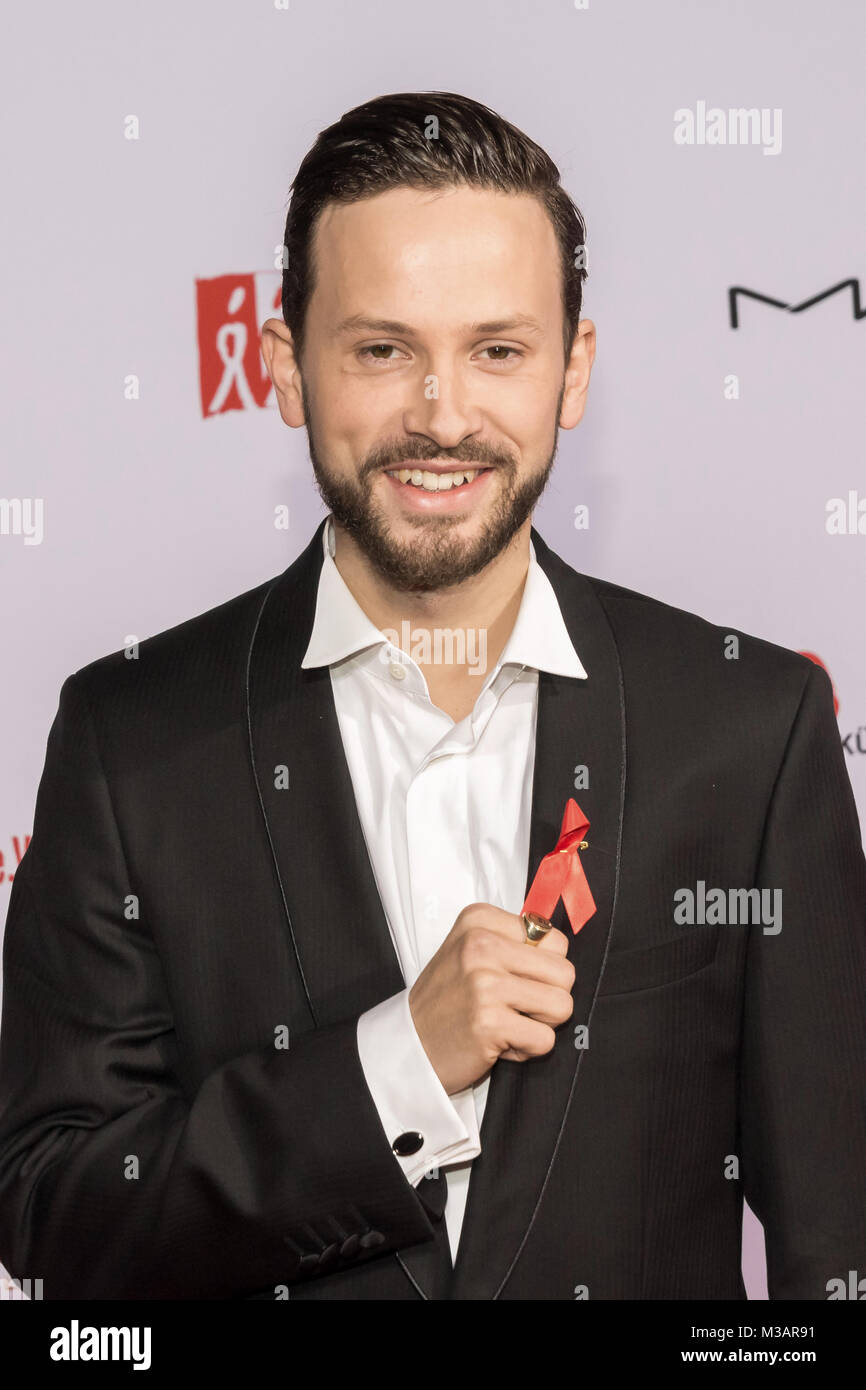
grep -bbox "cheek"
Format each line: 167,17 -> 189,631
486,398 -> 556,455
324,375 -> 413,455
318,354 -> 399,412
307,382 -> 392,469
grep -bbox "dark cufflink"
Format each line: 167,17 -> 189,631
392,1131 -> 424,1156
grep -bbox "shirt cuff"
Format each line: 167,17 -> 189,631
356,989 -> 482,1186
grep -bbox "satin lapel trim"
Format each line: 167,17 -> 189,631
449,528 -> 627,1300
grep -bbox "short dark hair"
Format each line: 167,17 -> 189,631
281,91 -> 587,364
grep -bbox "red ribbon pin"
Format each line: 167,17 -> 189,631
520,798 -> 597,935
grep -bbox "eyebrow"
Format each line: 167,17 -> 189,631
334,314 -> 545,337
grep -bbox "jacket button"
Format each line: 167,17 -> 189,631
360,1229 -> 385,1249
392,1130 -> 424,1156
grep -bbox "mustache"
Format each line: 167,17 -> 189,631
362,439 -> 516,474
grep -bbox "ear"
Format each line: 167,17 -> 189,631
559,318 -> 596,430
260,318 -> 306,427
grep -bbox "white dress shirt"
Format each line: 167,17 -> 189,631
301,515 -> 587,1262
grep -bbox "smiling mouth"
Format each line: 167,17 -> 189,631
384,466 -> 492,493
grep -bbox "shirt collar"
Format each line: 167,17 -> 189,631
300,515 -> 587,682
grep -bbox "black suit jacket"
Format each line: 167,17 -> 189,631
1,518 -> 865,1300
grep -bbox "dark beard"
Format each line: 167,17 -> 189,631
302,384 -> 564,595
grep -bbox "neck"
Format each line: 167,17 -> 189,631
329,518 -> 533,698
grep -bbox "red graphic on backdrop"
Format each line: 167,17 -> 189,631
798,651 -> 840,715
196,274 -> 282,417
0,835 -> 31,885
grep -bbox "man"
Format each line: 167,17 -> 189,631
1,91 -> 865,1301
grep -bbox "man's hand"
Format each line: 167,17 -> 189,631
408,903 -> 575,1095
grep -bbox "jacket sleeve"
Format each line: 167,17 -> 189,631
0,673 -> 436,1299
739,661 -> 866,1298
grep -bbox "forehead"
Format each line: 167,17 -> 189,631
309,184 -> 562,324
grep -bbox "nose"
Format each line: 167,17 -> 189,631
401,363 -> 484,451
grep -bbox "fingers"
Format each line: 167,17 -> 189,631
496,935 -> 576,990
457,903 -> 570,955
500,975 -> 575,1028
456,903 -> 526,941
456,922 -> 574,993
499,1010 -> 558,1059
536,926 -> 570,957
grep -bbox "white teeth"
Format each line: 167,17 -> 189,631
389,468 -> 483,492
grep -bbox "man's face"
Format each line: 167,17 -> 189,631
284,184 -> 586,592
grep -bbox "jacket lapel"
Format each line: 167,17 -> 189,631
448,527 -> 627,1299
246,518 -> 405,1027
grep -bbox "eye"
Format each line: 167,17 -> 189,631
479,345 -> 523,363
357,344 -> 405,363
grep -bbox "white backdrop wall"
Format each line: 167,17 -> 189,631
1,0 -> 864,1301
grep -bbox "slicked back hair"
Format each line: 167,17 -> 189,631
281,91 -> 588,365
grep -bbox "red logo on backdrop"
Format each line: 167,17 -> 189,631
798,651 -> 840,715
196,273 -> 282,417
